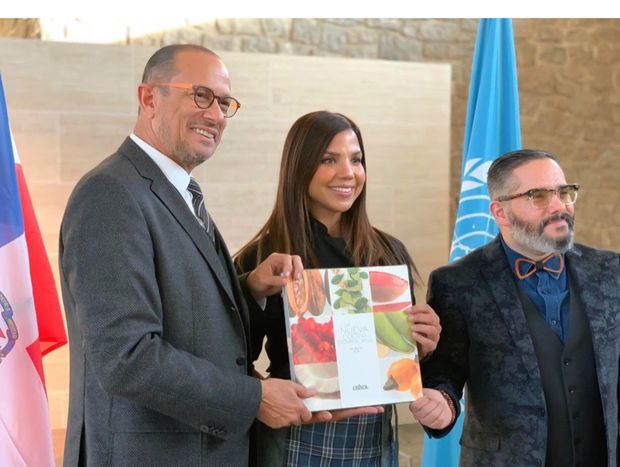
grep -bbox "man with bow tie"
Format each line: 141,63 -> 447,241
410,149 -> 619,466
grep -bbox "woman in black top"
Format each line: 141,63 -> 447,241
236,111 -> 440,466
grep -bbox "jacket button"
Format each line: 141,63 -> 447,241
236,356 -> 246,366
568,386 -> 576,394
230,306 -> 237,313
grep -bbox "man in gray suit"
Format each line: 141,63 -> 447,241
60,44 -> 325,466
410,149 -> 619,466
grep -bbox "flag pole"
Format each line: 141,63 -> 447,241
421,18 -> 521,467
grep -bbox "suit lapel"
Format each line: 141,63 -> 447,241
120,138 -> 237,307
566,246 -> 609,335
565,246 -> 614,394
214,225 -> 251,332
480,237 -> 541,383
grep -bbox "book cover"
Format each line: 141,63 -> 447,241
282,264 -> 422,411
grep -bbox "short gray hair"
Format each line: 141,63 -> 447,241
487,149 -> 557,199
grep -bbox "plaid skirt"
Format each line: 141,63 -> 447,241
284,412 -> 397,466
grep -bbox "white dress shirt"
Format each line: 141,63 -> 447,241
130,133 -> 199,222
129,133 -> 266,308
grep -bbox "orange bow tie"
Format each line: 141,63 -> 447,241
514,253 -> 564,280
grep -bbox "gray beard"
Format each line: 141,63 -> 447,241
175,148 -> 207,171
154,121 -> 208,172
508,211 -> 575,255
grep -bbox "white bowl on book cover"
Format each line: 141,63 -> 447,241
294,362 -> 340,394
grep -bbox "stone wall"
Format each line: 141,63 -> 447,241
0,18 -> 40,38
513,19 -> 620,249
129,18 -> 620,251
4,18 -> 619,249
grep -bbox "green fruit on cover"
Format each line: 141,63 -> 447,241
373,313 -> 415,353
385,311 -> 415,347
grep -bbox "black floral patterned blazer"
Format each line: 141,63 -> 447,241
422,236 -> 619,466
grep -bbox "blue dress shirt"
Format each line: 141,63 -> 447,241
501,236 -> 570,342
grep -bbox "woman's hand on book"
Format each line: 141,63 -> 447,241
406,304 -> 441,359
409,388 -> 454,430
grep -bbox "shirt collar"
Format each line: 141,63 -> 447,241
310,216 -> 330,236
130,133 -> 191,195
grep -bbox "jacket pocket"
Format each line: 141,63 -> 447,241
110,432 -> 200,466
110,397 -> 196,433
460,428 -> 500,451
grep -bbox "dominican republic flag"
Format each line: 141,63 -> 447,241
0,74 -> 67,465
421,19 -> 521,467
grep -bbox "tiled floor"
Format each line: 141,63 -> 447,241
53,423 -> 425,466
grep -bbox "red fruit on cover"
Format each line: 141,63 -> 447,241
369,271 -> 409,303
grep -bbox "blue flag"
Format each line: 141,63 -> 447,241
421,18 -> 521,467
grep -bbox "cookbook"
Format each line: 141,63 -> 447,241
282,264 -> 422,411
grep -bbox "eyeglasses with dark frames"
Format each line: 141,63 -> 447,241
149,82 -> 241,118
495,183 -> 579,210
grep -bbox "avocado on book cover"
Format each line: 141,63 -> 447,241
282,264 -> 422,411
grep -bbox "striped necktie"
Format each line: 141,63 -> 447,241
187,177 -> 215,243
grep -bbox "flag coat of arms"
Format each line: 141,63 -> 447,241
0,74 -> 67,466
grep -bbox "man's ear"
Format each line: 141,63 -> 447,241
137,84 -> 156,118
490,200 -> 511,228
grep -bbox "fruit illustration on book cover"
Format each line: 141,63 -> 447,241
282,265 -> 421,411
368,270 -> 416,355
369,270 -> 409,302
286,270 -> 327,317
382,358 -> 423,399
286,270 -> 339,398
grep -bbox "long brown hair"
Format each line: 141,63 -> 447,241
235,111 -> 418,278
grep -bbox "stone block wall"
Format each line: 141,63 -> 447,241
0,18 -> 40,39
513,19 -> 620,249
128,18 -> 620,251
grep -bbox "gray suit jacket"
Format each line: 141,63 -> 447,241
422,236 -> 619,466
60,138 -> 261,466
